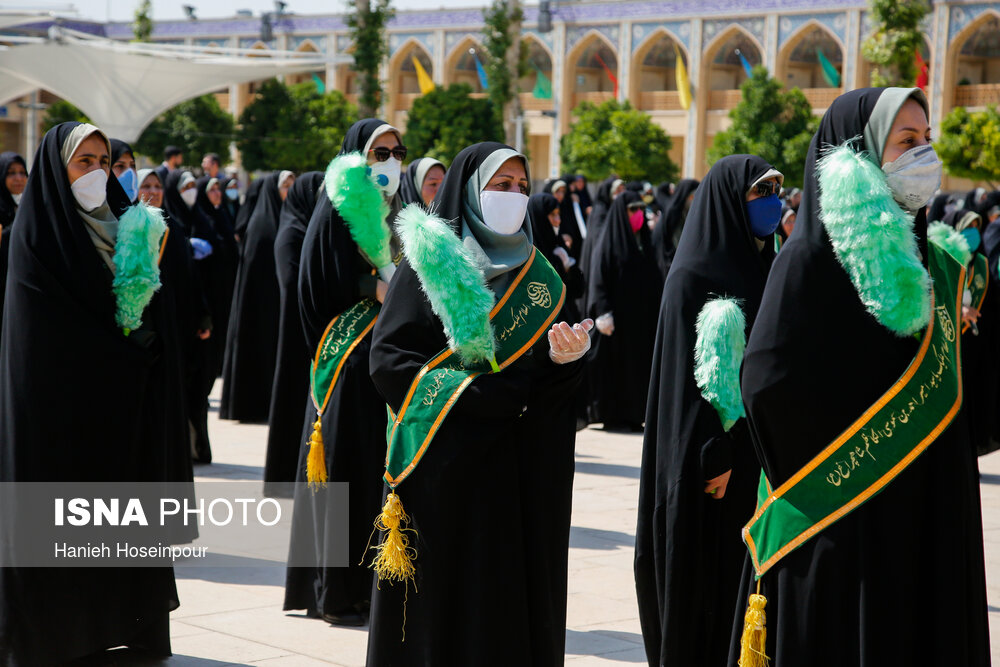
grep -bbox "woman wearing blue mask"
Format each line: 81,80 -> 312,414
728,87 -> 989,666
635,156 -> 781,667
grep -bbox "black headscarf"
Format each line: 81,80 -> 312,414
635,155 -> 775,666
398,157 -> 444,206
574,174 -> 593,211
109,139 -> 133,166
0,152 -> 27,228
652,178 -> 699,277
927,192 -> 949,223
527,192 -> 563,259
163,169 -> 198,237
234,176 -> 264,239
652,181 -> 673,216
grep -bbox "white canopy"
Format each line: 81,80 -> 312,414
0,69 -> 37,106
0,27 -> 348,141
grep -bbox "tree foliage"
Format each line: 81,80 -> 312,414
861,0 -> 931,87
481,0 -> 527,143
936,105 -> 1000,188
560,99 -> 677,183
236,79 -> 358,172
708,67 -> 818,188
42,100 -> 90,132
346,0 -> 394,117
134,94 -> 234,163
403,84 -> 504,166
132,0 -> 153,42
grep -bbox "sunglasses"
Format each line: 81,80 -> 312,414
369,146 -> 408,162
751,179 -> 781,198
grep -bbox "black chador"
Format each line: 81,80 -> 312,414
651,178 -> 699,278
585,190 -> 662,429
635,156 -> 775,667
264,171 -> 323,494
0,151 -> 26,332
220,172 -> 284,422
0,122 -> 188,664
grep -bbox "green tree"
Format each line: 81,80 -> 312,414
707,67 -> 818,188
936,105 -> 1000,188
403,83 -> 504,165
132,0 -> 153,42
559,99 -> 677,183
481,0 -> 526,144
862,0 -> 931,87
346,0 -> 394,117
42,100 -> 90,132
237,79 -> 358,172
134,94 -> 234,163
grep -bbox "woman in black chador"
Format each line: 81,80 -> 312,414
529,192 -> 585,322
284,118 -> 405,626
0,151 -> 27,331
635,156 -> 781,667
366,142 -> 591,666
220,171 -> 292,422
728,88 -> 990,666
585,190 -> 663,430
264,171 -> 323,495
0,122 -> 187,664
651,177 -> 698,278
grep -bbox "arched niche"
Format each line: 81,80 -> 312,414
518,36 -> 554,111
388,40 -> 434,130
703,27 -> 763,110
564,31 -> 619,121
630,28 -> 689,112
286,40 -> 324,88
777,23 -> 844,110
950,11 -> 1000,109
445,36 -> 487,94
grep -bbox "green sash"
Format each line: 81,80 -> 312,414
964,253 -> 988,334
310,298 -> 381,416
743,239 -> 965,578
383,248 -> 565,487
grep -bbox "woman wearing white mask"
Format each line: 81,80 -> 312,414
285,119 -> 403,627
365,142 -> 592,665
728,88 -> 989,666
0,151 -> 27,333
0,121 -> 191,664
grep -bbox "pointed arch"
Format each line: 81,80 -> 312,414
444,35 -> 486,92
287,39 -> 324,86
629,27 -> 690,110
947,9 -> 1000,110
700,24 -> 764,110
520,34 -> 555,112
388,39 -> 434,130
776,21 -> 844,110
561,29 -> 619,131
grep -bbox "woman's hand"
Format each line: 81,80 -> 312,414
962,305 -> 980,326
548,319 -> 594,364
704,469 -> 732,499
376,279 -> 388,304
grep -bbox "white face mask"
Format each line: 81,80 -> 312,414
368,157 -> 401,197
882,144 -> 942,212
70,169 -> 108,212
181,188 -> 198,208
11,193 -> 21,205
480,190 -> 529,235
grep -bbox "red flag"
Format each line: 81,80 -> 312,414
594,53 -> 619,97
915,48 -> 928,90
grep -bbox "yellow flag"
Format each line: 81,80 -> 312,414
412,56 -> 435,95
675,45 -> 691,110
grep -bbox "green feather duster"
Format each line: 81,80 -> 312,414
694,297 -> 746,431
396,204 -> 497,366
325,152 -> 393,269
927,221 -> 972,266
817,142 -> 931,337
112,202 -> 166,334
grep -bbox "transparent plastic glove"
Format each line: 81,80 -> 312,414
548,319 -> 594,364
190,237 -> 213,260
552,246 -> 576,271
595,312 -> 615,336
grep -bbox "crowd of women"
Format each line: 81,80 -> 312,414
0,84 -> 995,666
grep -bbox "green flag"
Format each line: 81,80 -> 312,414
532,66 -> 552,100
817,49 -> 841,88
312,73 -> 326,95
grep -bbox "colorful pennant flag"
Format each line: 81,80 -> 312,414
474,54 -> 490,91
736,49 -> 753,78
532,65 -> 553,100
412,55 -> 435,95
594,52 -> 619,97
674,45 -> 691,110
817,49 -> 841,88
915,48 -> 929,90
311,73 -> 326,95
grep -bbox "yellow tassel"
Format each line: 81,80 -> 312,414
306,417 -> 327,489
738,582 -> 769,667
369,491 -> 418,585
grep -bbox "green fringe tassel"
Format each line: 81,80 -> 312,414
927,221 -> 972,266
112,202 -> 166,333
694,297 -> 746,430
325,152 -> 393,269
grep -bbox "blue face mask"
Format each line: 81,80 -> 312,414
961,227 -> 981,253
117,168 -> 137,202
225,188 -> 239,201
746,193 -> 782,238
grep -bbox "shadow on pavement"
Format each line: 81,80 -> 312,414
192,463 -> 265,480
575,461 -> 641,479
69,648 -> 242,666
175,553 -> 286,587
570,526 -> 634,550
564,629 -> 645,661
